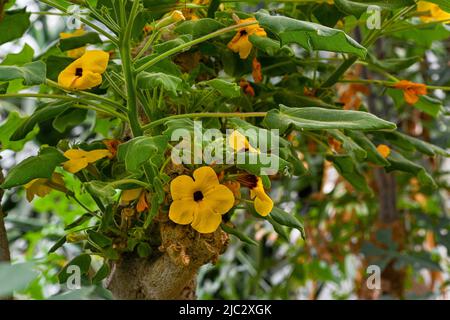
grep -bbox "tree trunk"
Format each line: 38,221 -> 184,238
107,221 -> 229,299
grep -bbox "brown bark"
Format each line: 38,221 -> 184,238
107,221 -> 228,299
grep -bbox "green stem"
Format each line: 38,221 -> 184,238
40,0 -> 119,44
109,179 -> 150,189
120,0 -> 143,137
45,79 -> 126,112
135,20 -> 258,73
142,112 -> 267,131
134,30 -> 161,61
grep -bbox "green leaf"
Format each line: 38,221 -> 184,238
65,213 -> 93,230
347,131 -> 389,166
92,263 -> 110,284
266,215 -> 290,241
368,54 -> 421,72
327,154 -> 372,193
385,152 -> 437,188
0,8 -> 30,45
84,181 -> 117,201
58,254 -> 92,284
221,223 -> 258,246
249,35 -> 294,57
414,95 -> 442,118
48,235 -> 67,253
270,207 -> 305,239
255,11 -> 367,58
117,135 -> 169,173
0,262 -> 38,296
263,105 -> 396,134
1,44 -> 34,66
198,78 -> 240,98
334,0 -> 415,18
11,102 -> 72,140
153,35 -> 193,54
87,230 -> 113,248
0,147 -> 67,189
137,242 -> 152,258
0,61 -> 46,86
175,18 -> 225,37
136,72 -> 182,95
44,56 -> 74,81
327,129 -> 367,161
59,31 -> 102,51
0,111 -> 38,151
53,109 -> 88,133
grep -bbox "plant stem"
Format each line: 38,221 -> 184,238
135,20 -> 258,73
45,79 -> 126,112
40,0 -> 119,44
109,179 -> 150,189
142,112 -> 267,131
119,0 -> 143,137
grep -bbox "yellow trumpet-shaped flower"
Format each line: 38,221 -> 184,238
228,130 -> 259,153
169,166 -> 235,233
227,17 -> 267,59
24,173 -> 65,202
237,174 -> 273,216
417,1 -> 450,23
58,50 -> 109,90
62,149 -> 111,173
59,27 -> 86,58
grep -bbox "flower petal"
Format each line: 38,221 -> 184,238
63,158 -> 88,173
64,149 -> 89,160
254,193 -> 273,216
191,201 -> 222,233
193,166 -> 219,192
80,50 -> 109,74
203,185 -> 235,214
170,175 -> 196,200
73,70 -> 103,90
169,199 -> 196,225
84,149 -> 112,163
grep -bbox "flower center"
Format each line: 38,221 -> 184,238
239,29 -> 247,36
193,190 -> 204,202
75,68 -> 83,77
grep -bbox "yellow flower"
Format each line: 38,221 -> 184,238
227,17 -> 267,59
60,27 -> 86,58
377,144 -> 391,158
171,10 -> 186,22
169,166 -> 235,233
417,1 -> 450,23
62,148 -> 111,173
237,174 -> 273,216
58,50 -> 109,90
24,173 -> 65,202
228,130 -> 259,153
